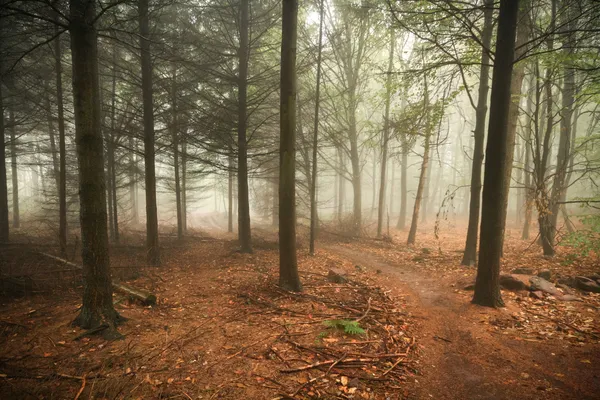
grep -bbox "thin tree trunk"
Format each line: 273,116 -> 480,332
500,0 -> 530,251
69,0 -> 121,336
171,65 -> 183,240
237,0 -> 252,252
108,44 -> 119,244
0,65 -> 8,242
407,71 -> 431,245
181,135 -> 187,232
45,80 -> 60,191
549,2 -> 575,240
279,0 -> 301,292
407,133 -> 430,245
140,0 -> 160,265
397,136 -> 408,230
129,134 -> 138,225
54,17 -> 68,257
473,0 -> 519,308
309,0 -> 324,255
228,152 -> 234,233
338,149 -> 344,222
461,0 -> 494,266
377,28 -> 395,238
9,106 -> 19,229
522,75 -> 534,240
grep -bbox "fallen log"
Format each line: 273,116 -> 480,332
37,252 -> 157,305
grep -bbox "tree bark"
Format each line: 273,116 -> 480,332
108,44 -> 119,244
499,0 -> 530,250
407,73 -> 430,245
54,23 -> 68,257
171,65 -> 183,241
237,0 -> 252,253
461,0 -> 494,266
0,65 -> 8,242
377,28 -> 395,238
140,0 -> 160,265
472,0 -> 519,308
522,74 -> 534,240
279,0 -> 301,292
9,106 -> 19,229
397,136 -> 408,230
309,0 -> 324,256
69,0 -> 122,336
228,152 -> 234,233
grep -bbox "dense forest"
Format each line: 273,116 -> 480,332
0,0 -> 599,399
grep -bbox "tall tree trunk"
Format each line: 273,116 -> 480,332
108,44 -> 119,244
421,146 -> 431,224
461,0 -> 494,266
397,136 -> 408,230
338,149 -> 344,222
407,73 -> 430,245
279,0 -> 301,291
500,0 -> 530,251
54,22 -> 67,256
349,94 -> 361,235
549,3 -> 575,240
45,80 -> 60,191
129,134 -> 138,225
473,0 -> 519,308
407,134 -> 430,245
377,28 -> 395,238
171,66 -> 183,241
309,0 -> 324,255
181,135 -> 187,233
237,0 -> 252,252
0,67 -> 8,242
522,75 -> 534,240
140,0 -> 160,265
9,106 -> 19,229
228,152 -> 234,233
69,0 -> 121,336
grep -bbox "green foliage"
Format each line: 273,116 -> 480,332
322,319 -> 366,335
563,212 -> 600,257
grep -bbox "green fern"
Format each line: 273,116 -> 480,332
322,319 -> 366,335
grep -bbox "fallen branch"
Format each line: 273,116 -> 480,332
38,252 -> 156,305
280,358 -> 377,373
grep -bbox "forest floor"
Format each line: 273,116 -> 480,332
0,218 -> 599,399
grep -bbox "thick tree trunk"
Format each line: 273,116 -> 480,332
69,0 -> 121,336
461,0 -> 494,266
279,0 -> 301,292
140,0 -> 160,265
0,70 -> 8,242
377,28 -> 395,238
237,0 -> 252,253
309,0 -> 324,255
473,0 -> 519,308
9,107 -> 19,229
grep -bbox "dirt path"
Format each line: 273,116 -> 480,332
326,244 -> 600,400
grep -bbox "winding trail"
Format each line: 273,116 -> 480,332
326,244 -> 600,400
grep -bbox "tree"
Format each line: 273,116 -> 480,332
238,0 -> 253,253
69,0 -> 122,337
472,0 -> 520,308
0,58 -> 7,242
461,0 -> 494,266
377,27 -> 395,238
309,0 -> 324,256
140,0 -> 161,266
279,0 -> 301,292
